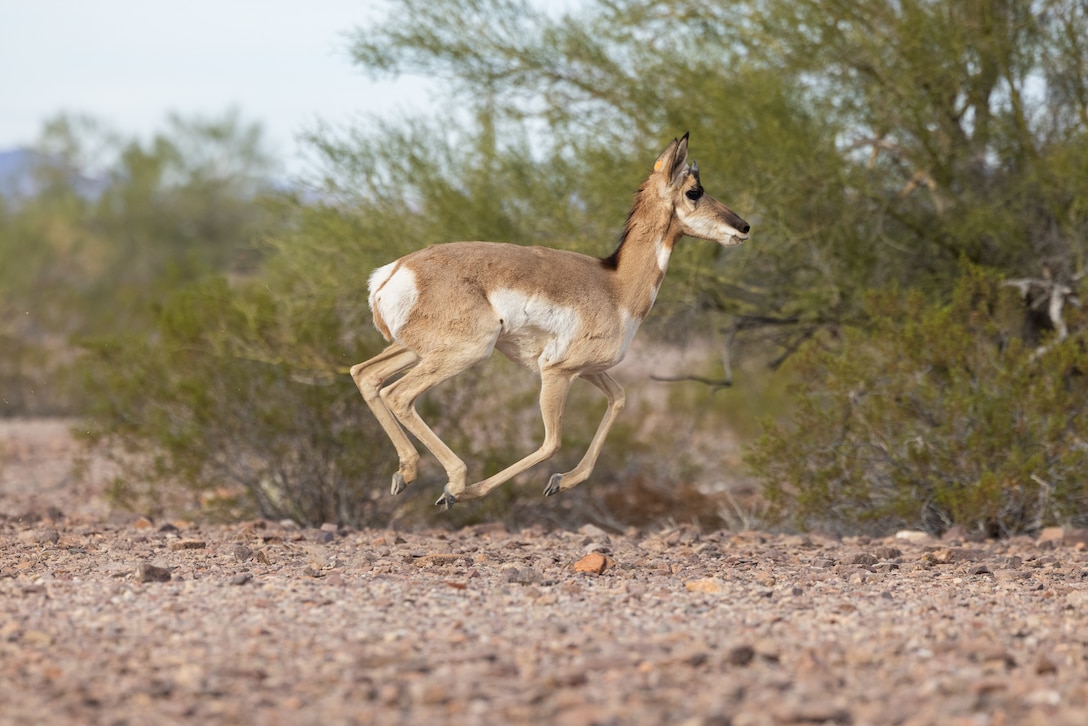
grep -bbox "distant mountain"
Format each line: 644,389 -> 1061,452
0,147 -> 109,201
0,148 -> 46,198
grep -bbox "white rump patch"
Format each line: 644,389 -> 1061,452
368,262 -> 418,340
489,289 -> 580,365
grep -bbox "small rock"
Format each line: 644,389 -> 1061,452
21,630 -> 53,647
684,578 -> 725,594
230,573 -> 252,586
681,651 -> 709,667
726,645 -> 755,666
968,564 -> 993,576
168,540 -> 206,551
871,546 -> 902,560
315,530 -> 335,544
851,552 -> 879,566
232,544 -> 254,562
895,530 -> 932,543
775,702 -> 852,725
320,522 -> 339,533
1036,654 -> 1059,675
414,553 -> 467,568
136,563 -> 172,583
921,548 -> 957,565
573,552 -> 615,575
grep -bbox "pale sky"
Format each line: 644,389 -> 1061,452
0,1 -> 436,174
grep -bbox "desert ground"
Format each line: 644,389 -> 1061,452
2,418 -> 1088,725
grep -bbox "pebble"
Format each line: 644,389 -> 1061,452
135,562 -> 172,583
573,552 -> 614,575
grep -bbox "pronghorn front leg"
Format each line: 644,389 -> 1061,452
350,344 -> 421,495
544,372 -> 625,496
459,369 -> 575,501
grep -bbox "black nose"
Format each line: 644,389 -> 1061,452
740,222 -> 750,234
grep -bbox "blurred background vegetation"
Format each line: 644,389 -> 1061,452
3,0 -> 1088,535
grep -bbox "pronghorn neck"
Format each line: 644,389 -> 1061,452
602,181 -> 684,320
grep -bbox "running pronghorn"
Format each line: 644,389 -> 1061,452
351,133 -> 750,509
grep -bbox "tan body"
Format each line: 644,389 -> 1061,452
350,134 -> 750,508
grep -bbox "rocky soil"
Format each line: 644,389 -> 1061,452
3,419 -> 1088,725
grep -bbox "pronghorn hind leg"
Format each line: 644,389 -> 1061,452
459,369 -> 575,501
543,372 -> 625,497
350,344 -> 420,495
380,348 -> 494,509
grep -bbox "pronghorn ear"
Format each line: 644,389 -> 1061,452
652,133 -> 692,188
653,138 -> 680,177
669,133 -> 691,187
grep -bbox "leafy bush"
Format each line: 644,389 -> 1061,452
78,276 -> 383,524
747,265 -> 1088,537
75,262 -> 681,529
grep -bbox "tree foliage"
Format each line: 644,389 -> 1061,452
748,264 -> 1088,536
353,0 -> 1088,356
6,0 -> 1088,531
0,111 -> 276,414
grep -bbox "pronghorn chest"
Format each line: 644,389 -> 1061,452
488,288 -> 640,371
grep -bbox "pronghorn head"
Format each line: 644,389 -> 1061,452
652,133 -> 750,246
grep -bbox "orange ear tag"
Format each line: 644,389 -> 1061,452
653,159 -> 664,172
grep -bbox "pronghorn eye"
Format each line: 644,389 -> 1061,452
685,187 -> 703,201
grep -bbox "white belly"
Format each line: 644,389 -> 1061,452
489,288 -> 580,367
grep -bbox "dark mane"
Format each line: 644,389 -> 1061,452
599,180 -> 649,270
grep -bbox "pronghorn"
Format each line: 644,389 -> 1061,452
350,133 -> 750,509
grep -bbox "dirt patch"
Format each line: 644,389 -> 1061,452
2,420 -> 1088,724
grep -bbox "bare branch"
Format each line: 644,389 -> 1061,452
650,373 -> 732,390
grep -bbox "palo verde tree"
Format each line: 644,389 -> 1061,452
351,0 -> 1088,365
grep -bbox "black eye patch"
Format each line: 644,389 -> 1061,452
685,186 -> 703,200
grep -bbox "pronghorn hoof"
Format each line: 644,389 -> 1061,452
435,487 -> 457,511
543,474 -> 563,497
391,472 -> 407,496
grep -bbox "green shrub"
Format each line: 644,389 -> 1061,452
747,264 -> 1088,537
75,269 -> 648,528
78,276 -> 392,525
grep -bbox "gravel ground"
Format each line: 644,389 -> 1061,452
3,420 -> 1088,725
